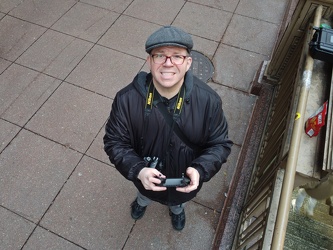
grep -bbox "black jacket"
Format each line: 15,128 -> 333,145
104,71 -> 233,206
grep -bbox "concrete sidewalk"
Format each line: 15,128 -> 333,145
0,0 -> 288,249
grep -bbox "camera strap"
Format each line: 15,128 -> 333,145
145,80 -> 200,152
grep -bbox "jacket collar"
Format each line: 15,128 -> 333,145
134,70 -> 194,99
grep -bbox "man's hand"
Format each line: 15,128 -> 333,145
137,167 -> 167,191
176,167 -> 200,193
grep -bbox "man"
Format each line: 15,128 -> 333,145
103,26 -> 232,231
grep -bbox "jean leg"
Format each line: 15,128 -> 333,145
136,191 -> 153,207
169,203 -> 185,215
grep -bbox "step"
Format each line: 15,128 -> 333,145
286,220 -> 333,249
287,190 -> 333,249
284,232 -> 328,250
293,203 -> 333,226
288,211 -> 333,234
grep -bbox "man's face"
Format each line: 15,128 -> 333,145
147,46 -> 192,94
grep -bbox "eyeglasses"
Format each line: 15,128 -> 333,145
151,54 -> 188,65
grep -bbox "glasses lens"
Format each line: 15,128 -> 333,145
153,55 -> 166,64
152,55 -> 186,65
171,56 -> 185,65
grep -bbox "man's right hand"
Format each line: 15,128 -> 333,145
137,167 -> 167,191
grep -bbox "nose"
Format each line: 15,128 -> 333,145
163,57 -> 173,65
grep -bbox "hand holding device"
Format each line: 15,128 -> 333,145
156,173 -> 190,187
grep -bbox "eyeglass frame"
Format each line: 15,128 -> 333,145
150,54 -> 189,65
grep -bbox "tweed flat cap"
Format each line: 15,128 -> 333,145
145,26 -> 193,53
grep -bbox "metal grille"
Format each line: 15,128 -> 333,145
189,50 -> 214,82
236,184 -> 273,250
234,10 -> 304,250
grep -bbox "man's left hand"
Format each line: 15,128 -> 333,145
176,167 -> 200,193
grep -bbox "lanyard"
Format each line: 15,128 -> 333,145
143,78 -> 200,157
145,80 -> 186,117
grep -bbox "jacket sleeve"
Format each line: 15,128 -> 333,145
103,93 -> 146,181
190,100 -> 233,182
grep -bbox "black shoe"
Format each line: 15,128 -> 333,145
131,199 -> 146,220
169,209 -> 185,231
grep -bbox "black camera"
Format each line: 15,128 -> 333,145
144,156 -> 163,170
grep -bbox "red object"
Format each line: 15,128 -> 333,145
305,101 -> 328,137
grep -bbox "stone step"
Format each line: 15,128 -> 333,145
289,204 -> 333,227
294,201 -> 333,226
284,232 -> 328,250
288,210 -> 333,234
286,220 -> 333,249
287,190 -> 333,249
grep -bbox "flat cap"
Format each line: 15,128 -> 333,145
145,26 -> 193,53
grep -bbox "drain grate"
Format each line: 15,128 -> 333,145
190,50 -> 214,82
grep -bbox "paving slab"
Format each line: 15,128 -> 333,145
189,0 -> 238,12
208,82 -> 257,146
66,45 -> 144,98
124,202 -> 219,250
0,207 -> 35,250
23,227 -> 84,250
25,82 -> 112,153
51,2 -> 120,43
0,129 -> 82,223
16,30 -> 93,80
223,14 -> 280,56
86,123 -> 111,165
0,16 -> 46,61
213,44 -> 268,91
80,0 -> 133,13
124,0 -> 185,25
191,37 -> 219,60
0,64 -> 61,126
0,119 -> 20,152
40,156 -> 136,250
8,0 -> 77,28
173,2 -> 233,42
0,58 -> 11,74
98,15 -> 160,59
0,0 -> 23,13
236,0 -> 289,24
194,145 -> 240,212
